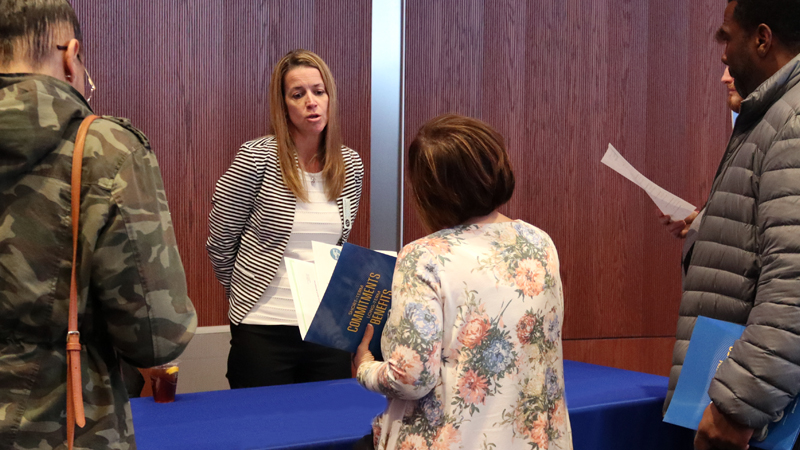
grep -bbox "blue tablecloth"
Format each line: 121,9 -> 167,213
131,360 -> 694,450
563,361 -> 694,450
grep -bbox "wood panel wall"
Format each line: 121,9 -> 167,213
403,0 -> 731,375
70,1 -> 372,326
67,0 -> 730,374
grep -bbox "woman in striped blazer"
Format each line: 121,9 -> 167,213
207,50 -> 364,388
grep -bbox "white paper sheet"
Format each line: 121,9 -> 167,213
601,144 -> 696,221
311,242 -> 342,297
284,257 -> 322,339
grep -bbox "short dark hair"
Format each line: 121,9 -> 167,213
408,114 -> 515,232
0,0 -> 82,66
729,0 -> 800,51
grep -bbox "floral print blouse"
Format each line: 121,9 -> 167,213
358,220 -> 572,450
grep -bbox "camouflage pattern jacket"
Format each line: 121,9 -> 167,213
0,74 -> 197,449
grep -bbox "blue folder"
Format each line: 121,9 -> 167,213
663,316 -> 800,450
304,243 -> 396,360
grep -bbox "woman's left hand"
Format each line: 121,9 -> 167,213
353,324 -> 375,371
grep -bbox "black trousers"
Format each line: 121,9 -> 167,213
227,323 -> 352,388
119,359 -> 145,398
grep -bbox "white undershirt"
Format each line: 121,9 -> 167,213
242,171 -> 342,325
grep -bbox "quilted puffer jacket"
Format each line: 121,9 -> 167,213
665,53 -> 800,430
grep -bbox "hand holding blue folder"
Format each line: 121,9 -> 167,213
663,316 -> 800,450
286,243 -> 397,360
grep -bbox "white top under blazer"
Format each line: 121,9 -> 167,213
207,136 -> 364,324
243,170 -> 342,325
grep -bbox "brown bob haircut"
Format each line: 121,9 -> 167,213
408,114 -> 515,233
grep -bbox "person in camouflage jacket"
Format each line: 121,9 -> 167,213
0,1 -> 197,449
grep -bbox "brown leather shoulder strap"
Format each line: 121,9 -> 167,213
66,114 -> 99,450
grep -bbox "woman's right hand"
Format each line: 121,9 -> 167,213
353,324 -> 376,372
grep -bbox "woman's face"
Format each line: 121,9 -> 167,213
283,66 -> 329,139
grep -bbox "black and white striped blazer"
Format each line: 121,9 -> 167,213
207,136 -> 364,324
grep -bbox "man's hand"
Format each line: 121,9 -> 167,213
694,402 -> 754,450
658,210 -> 699,239
353,324 -> 376,371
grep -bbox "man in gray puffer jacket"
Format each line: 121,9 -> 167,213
665,1 -> 800,449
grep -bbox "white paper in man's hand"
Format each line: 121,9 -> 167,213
601,144 -> 696,221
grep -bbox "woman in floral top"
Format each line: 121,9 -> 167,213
355,114 -> 573,450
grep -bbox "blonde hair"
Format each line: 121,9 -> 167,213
269,49 -> 344,202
